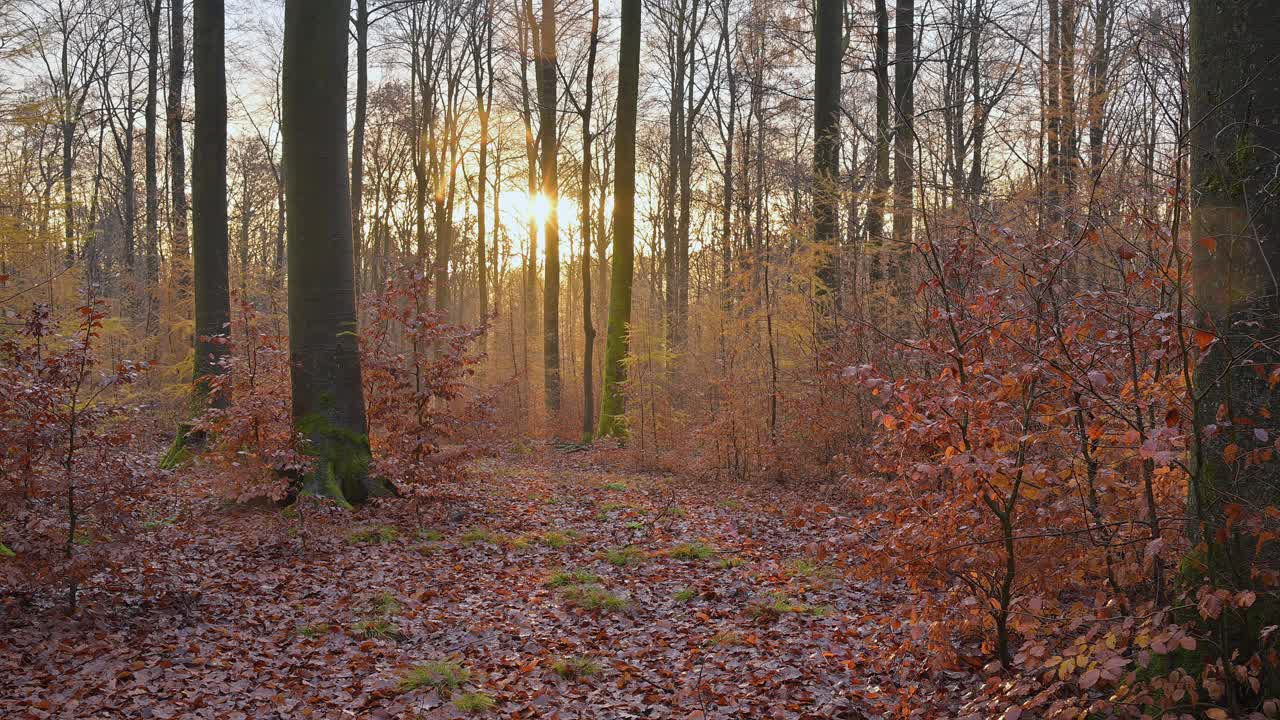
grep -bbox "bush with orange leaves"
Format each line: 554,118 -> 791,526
839,211 -> 1219,714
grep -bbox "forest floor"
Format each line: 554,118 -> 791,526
1,447 -> 976,719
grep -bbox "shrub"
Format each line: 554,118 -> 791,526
0,299 -> 153,612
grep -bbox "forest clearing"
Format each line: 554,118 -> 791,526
6,450 -> 914,719
1,0 -> 1279,716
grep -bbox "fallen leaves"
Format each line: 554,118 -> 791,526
0,450 -> 885,718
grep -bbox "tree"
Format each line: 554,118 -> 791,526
535,0 -> 561,415
191,0 -> 229,405
143,0 -> 162,332
812,0 -> 841,311
865,0 -> 889,279
578,0 -> 601,439
1188,0 -> 1280,576
890,0 -> 914,275
351,0 -> 368,260
597,0 -> 640,438
282,0 -> 386,503
169,0 -> 190,286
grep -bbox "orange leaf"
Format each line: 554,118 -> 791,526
1195,329 -> 1216,352
1223,443 -> 1240,464
1199,235 -> 1217,255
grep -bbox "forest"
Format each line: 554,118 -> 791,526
0,0 -> 1277,717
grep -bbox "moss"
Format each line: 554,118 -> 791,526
295,412 -> 392,506
158,423 -> 193,470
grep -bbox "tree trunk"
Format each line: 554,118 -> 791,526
191,0 -> 230,402
1189,0 -> 1280,578
282,0 -> 384,504
866,0 -> 890,281
145,0 -> 162,333
597,0 -> 640,438
1087,0 -> 1110,182
169,0 -> 190,288
351,0 -> 368,287
813,0 -> 841,314
580,0 -> 599,440
890,0 -> 914,279
537,0 -> 561,416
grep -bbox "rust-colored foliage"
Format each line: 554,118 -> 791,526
0,298 -> 153,611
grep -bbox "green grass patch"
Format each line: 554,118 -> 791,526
601,545 -> 644,567
346,525 -> 399,545
399,660 -> 471,693
351,617 -> 400,639
602,481 -> 629,491
537,530 -> 577,549
296,622 -> 331,638
552,655 -> 602,679
460,527 -> 499,545
560,584 -> 629,612
417,528 -> 445,541
717,555 -> 746,569
784,557 -> 832,579
413,543 -> 443,556
454,692 -> 496,713
366,591 -> 401,617
669,541 -> 716,561
673,587 -> 697,602
545,568 -> 600,587
747,593 -> 808,621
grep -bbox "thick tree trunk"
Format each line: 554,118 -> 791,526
1189,0 -> 1280,578
813,0 -> 841,312
191,0 -> 230,401
282,0 -> 384,504
597,0 -> 640,439
537,0 -> 561,415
